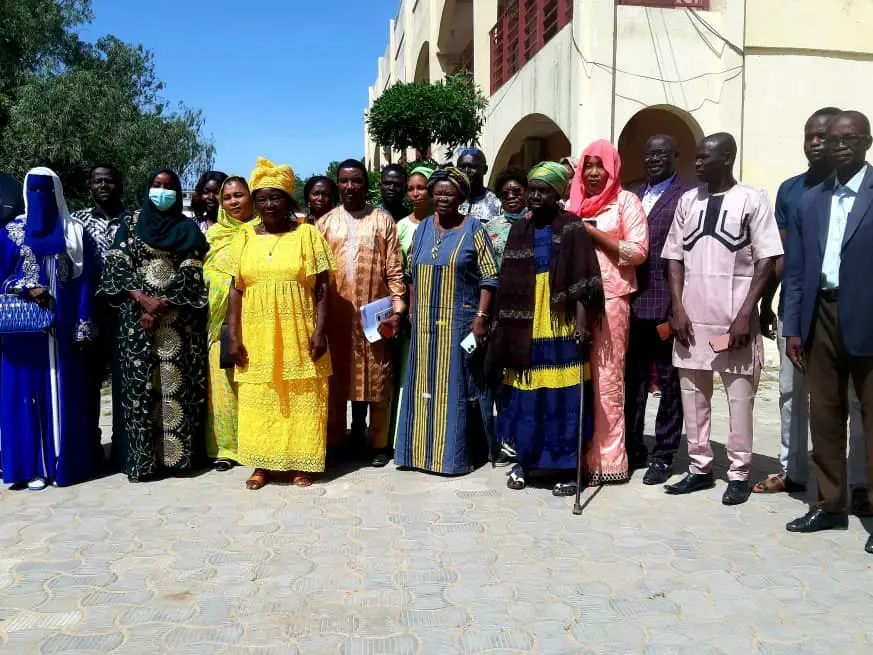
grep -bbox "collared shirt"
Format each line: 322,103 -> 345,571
71,207 -> 132,266
641,174 -> 676,216
821,164 -> 867,289
460,189 -> 503,224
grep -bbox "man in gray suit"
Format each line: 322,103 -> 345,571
783,110 -> 873,554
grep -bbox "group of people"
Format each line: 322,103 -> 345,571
0,107 -> 871,555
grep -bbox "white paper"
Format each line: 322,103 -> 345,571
361,296 -> 394,343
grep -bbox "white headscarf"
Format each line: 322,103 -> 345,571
22,167 -> 84,279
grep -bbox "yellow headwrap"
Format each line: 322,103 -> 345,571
528,160 -> 570,197
249,157 -> 296,197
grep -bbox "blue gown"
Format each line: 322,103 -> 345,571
0,216 -> 97,486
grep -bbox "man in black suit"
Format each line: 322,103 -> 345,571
783,110 -> 873,554
624,135 -> 689,485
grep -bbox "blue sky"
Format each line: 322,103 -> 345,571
78,0 -> 399,180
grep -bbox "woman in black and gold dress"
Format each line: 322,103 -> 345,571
100,169 -> 208,482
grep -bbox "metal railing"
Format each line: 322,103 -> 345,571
490,0 -> 574,95
616,0 -> 710,9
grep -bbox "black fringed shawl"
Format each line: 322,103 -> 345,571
486,210 -> 604,377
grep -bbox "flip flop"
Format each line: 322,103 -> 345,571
245,469 -> 268,490
293,472 -> 313,488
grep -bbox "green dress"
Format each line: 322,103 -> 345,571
100,213 -> 209,480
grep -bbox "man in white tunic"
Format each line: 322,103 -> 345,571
661,133 -> 784,506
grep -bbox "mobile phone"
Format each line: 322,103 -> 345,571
460,332 -> 477,354
656,321 -> 671,341
709,334 -> 731,353
582,218 -> 598,228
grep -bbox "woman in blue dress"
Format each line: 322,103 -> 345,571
0,167 -> 98,489
395,167 -> 499,475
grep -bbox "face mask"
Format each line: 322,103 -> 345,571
149,188 -> 177,211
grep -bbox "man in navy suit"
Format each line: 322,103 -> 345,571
783,110 -> 873,554
624,135 -> 689,485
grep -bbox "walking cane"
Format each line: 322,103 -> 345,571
573,354 -> 586,515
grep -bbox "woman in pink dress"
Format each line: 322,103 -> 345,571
569,140 -> 649,484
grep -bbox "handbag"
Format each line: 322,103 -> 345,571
219,323 -> 234,369
0,293 -> 55,334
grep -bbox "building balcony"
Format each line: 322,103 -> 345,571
616,0 -> 709,8
489,0 -> 574,95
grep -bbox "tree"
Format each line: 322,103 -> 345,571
0,1 -> 214,208
366,74 -> 488,158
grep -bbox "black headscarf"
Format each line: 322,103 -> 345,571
0,172 -> 24,225
137,169 -> 207,256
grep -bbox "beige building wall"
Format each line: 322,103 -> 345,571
367,0 -> 873,200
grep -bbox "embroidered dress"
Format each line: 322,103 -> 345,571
100,212 -> 208,480
233,223 -> 336,472
395,217 -> 499,474
0,216 -> 99,486
484,211 -> 525,268
495,226 -> 594,471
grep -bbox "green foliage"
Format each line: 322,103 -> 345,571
366,74 -> 488,157
0,0 -> 214,209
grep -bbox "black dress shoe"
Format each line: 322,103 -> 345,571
664,472 -> 715,495
642,462 -> 672,485
865,535 -> 873,555
785,507 -> 849,533
851,487 -> 873,517
722,480 -> 752,505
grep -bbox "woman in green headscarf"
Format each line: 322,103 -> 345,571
203,176 -> 259,470
100,169 -> 209,482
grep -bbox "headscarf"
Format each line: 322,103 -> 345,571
559,156 -> 578,175
22,167 -> 84,279
459,146 -> 485,161
409,166 -> 435,180
204,176 -> 259,342
427,167 -> 471,200
137,169 -> 207,257
249,157 -> 295,198
0,172 -> 23,225
568,140 -> 622,218
528,161 -> 571,198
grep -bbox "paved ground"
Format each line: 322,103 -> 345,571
1,342 -> 872,654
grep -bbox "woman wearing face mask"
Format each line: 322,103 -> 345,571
568,140 -> 649,486
191,171 -> 228,234
100,169 -> 209,483
202,177 -> 258,471
226,158 -> 335,490
485,166 -> 529,269
303,176 -> 339,223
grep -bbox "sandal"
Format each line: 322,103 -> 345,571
752,472 -> 805,494
292,472 -> 313,488
507,466 -> 526,491
552,481 -> 578,497
214,458 -> 236,472
245,469 -> 268,490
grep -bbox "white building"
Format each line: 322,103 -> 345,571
366,0 -> 873,197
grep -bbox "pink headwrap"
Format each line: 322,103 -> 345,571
568,140 -> 622,219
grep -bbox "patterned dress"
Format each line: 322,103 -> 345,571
395,217 -> 499,474
233,223 -> 335,472
100,213 -> 208,480
495,226 -> 594,472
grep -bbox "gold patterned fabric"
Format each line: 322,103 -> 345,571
316,205 -> 405,412
233,222 -> 335,471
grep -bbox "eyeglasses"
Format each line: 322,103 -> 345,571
499,188 -> 524,200
824,134 -> 867,148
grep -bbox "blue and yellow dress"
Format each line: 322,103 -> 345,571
495,226 -> 593,471
395,217 -> 499,475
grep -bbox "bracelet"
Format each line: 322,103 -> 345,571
476,311 -> 490,319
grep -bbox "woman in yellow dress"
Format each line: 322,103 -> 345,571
203,176 -> 258,471
227,158 -> 336,490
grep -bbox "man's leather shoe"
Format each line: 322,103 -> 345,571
851,487 -> 873,517
722,480 -> 752,506
865,535 -> 873,555
785,507 -> 849,533
642,462 -> 672,485
664,472 -> 714,495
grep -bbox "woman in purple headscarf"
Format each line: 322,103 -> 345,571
0,167 -> 99,489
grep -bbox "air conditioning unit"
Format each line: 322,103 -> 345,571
521,139 -> 542,168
